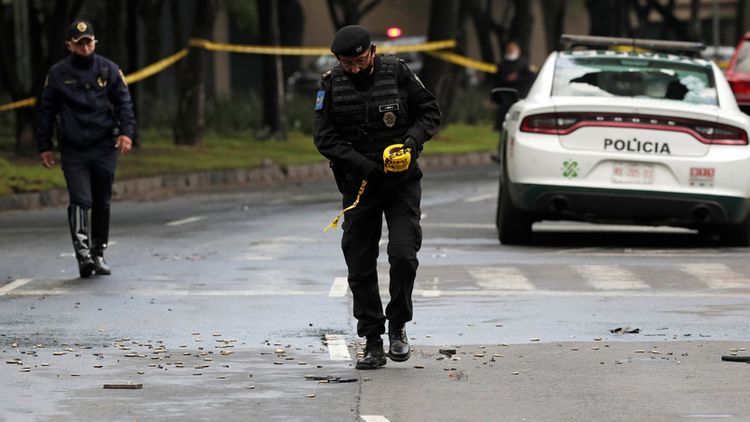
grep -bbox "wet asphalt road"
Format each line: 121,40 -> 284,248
1,164 -> 749,421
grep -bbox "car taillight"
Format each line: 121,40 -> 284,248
520,113 -> 578,134
520,112 -> 748,145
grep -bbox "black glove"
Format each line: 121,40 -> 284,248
403,136 -> 420,160
359,159 -> 384,182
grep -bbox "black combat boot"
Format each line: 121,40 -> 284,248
388,322 -> 411,362
356,337 -> 386,370
91,206 -> 111,275
68,205 -> 95,278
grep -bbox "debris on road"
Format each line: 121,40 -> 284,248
439,348 -> 456,357
721,355 -> 750,363
304,375 -> 357,383
103,383 -> 142,390
610,327 -> 640,334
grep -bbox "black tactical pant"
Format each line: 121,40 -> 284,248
341,177 -> 422,339
61,144 -> 117,211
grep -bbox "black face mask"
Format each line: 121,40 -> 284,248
71,52 -> 95,68
347,66 -> 373,82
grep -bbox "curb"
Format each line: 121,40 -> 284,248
0,151 -> 493,212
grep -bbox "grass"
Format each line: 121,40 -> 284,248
0,123 -> 497,196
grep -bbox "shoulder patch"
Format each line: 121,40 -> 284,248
315,90 -> 325,111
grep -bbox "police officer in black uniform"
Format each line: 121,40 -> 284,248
36,20 -> 136,278
314,25 -> 441,369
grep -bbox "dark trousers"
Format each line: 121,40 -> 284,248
341,178 -> 422,338
61,145 -> 117,211
61,145 -> 117,254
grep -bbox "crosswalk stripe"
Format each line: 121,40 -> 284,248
0,278 -> 33,295
329,277 -> 349,297
678,263 -> 750,289
467,266 -> 535,290
325,334 -> 351,361
572,265 -> 649,290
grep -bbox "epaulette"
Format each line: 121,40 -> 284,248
321,70 -> 332,80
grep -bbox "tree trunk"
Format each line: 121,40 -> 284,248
587,0 -> 630,37
540,0 -> 565,54
257,0 -> 287,140
173,0 -> 217,146
280,0 -> 304,81
736,0 -> 746,45
470,0 -> 496,65
422,0 -> 459,119
141,0 -> 165,98
509,0 -> 533,54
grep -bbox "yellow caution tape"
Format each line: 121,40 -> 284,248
377,39 -> 456,53
0,97 -> 37,112
188,38 -> 456,55
0,49 -> 189,112
324,180 -> 367,232
425,50 -> 498,73
189,38 -> 330,56
0,38 -> 475,112
124,48 -> 189,85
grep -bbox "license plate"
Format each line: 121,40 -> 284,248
612,161 -> 654,184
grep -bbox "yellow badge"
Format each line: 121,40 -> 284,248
97,76 -> 107,88
383,111 -> 396,128
77,22 -> 87,32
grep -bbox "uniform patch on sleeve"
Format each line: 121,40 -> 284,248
315,90 -> 325,111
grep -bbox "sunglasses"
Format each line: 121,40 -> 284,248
338,48 -> 372,69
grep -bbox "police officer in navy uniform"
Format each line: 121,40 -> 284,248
314,25 -> 442,369
36,20 -> 135,278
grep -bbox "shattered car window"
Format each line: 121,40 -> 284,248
552,54 -> 718,105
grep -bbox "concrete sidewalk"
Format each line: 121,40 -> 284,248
0,152 -> 493,212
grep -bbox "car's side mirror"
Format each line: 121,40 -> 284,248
490,87 -> 520,106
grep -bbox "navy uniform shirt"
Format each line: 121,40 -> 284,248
36,54 -> 136,153
313,56 -> 442,176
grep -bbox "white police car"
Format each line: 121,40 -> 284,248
494,35 -> 750,245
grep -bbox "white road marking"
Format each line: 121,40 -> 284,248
679,263 -> 750,289
4,286 -> 750,298
325,334 -> 351,361
421,223 -> 494,229
0,278 -> 33,295
165,216 -> 205,226
464,193 -> 497,203
329,277 -> 349,297
130,289 -> 317,296
467,266 -> 534,290
573,265 -> 649,290
361,416 -> 390,422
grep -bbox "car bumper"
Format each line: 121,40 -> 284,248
510,183 -> 750,226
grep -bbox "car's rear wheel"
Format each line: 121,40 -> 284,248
496,181 -> 533,245
717,213 -> 750,246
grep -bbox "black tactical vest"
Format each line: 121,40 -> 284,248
330,55 -> 411,156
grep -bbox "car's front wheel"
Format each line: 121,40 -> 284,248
496,181 -> 533,245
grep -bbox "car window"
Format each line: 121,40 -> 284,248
553,54 -> 718,105
734,41 -> 750,73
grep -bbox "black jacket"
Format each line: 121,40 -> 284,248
36,54 -> 136,153
313,56 -> 442,181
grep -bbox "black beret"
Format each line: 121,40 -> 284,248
331,25 -> 372,57
68,20 -> 95,42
